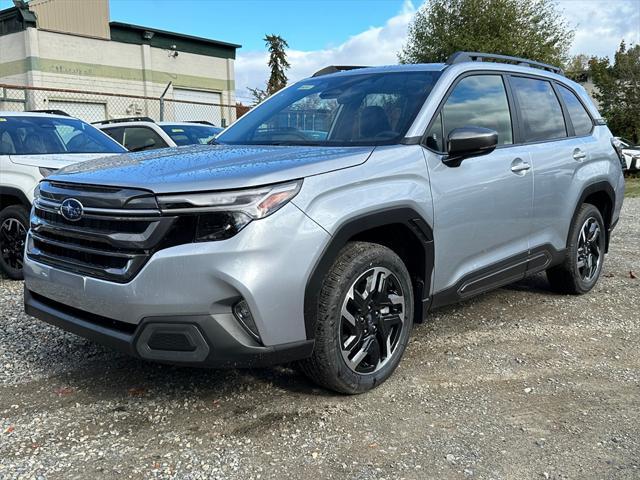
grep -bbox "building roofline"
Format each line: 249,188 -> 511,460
109,21 -> 241,50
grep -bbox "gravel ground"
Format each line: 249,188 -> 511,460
1,199 -> 639,480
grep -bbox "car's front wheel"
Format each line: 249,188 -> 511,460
0,205 -> 29,280
300,242 -> 414,394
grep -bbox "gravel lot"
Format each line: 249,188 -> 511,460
1,199 -> 639,480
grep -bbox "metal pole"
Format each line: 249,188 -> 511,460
159,82 -> 172,121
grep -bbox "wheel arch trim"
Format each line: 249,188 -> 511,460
303,207 -> 434,340
570,181 -> 616,251
0,186 -> 31,209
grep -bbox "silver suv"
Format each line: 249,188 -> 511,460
23,52 -> 625,394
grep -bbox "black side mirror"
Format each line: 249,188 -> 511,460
444,127 -> 498,166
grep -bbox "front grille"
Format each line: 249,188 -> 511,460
27,181 -> 180,283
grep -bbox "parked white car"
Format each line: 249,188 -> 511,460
617,137 -> 640,171
94,117 -> 223,151
0,111 -> 126,279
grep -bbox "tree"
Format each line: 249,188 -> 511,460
399,0 -> 574,67
247,86 -> 268,106
565,53 -> 590,82
246,34 -> 291,106
265,34 -> 290,95
589,41 -> 640,143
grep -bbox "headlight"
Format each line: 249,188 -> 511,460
157,180 -> 302,242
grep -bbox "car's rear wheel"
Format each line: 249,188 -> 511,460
547,203 -> 606,294
0,205 -> 29,280
300,242 -> 413,394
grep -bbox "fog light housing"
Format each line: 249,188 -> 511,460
233,299 -> 260,341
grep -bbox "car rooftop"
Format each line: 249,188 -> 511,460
0,111 -> 72,119
307,51 -> 570,84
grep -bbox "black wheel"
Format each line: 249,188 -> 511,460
300,242 -> 414,394
0,205 -> 29,280
547,203 -> 606,294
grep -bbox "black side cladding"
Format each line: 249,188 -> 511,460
303,207 -> 434,340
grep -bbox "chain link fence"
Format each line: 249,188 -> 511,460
0,83 -> 245,127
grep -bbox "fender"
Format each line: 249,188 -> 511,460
570,181 -> 616,252
0,186 -> 31,209
303,207 -> 434,340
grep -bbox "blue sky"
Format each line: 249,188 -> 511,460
1,0 -> 405,50
1,0 -> 638,102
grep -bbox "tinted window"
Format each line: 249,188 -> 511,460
101,127 -> 124,144
159,124 -> 222,146
510,77 -> 566,142
425,112 -> 444,151
0,116 -> 126,155
557,85 -> 593,136
441,75 -> 513,146
217,71 -> 441,146
121,127 -> 168,151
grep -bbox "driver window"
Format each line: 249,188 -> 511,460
442,75 -> 513,145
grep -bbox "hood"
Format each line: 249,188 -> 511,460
10,153 -> 119,169
48,144 -> 374,193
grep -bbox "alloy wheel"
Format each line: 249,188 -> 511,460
576,216 -> 602,282
0,217 -> 27,271
340,267 -> 406,374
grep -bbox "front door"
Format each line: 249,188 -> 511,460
423,74 -> 534,297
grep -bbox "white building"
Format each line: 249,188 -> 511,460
0,0 -> 240,125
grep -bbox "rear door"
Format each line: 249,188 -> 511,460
509,76 -> 593,254
424,73 -> 534,297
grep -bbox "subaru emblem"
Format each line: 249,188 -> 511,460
60,198 -> 84,222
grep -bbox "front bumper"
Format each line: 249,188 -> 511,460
25,289 -> 313,367
23,203 -> 329,365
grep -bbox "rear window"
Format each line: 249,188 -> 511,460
121,127 -> 168,151
0,116 -> 126,155
510,77 -> 567,142
557,85 -> 593,136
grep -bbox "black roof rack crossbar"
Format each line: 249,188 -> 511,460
92,116 -> 155,125
446,51 -> 564,75
186,120 -> 217,126
28,109 -> 70,117
312,65 -> 370,77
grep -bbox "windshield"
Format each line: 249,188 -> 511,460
217,71 -> 442,146
160,124 -> 222,146
0,115 -> 126,155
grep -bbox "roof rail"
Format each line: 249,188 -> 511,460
446,51 -> 564,75
28,109 -> 70,117
92,116 -> 155,125
312,65 -> 370,77
186,120 -> 217,126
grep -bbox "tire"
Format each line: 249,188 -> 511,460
0,204 -> 30,280
299,241 -> 414,394
546,203 -> 606,294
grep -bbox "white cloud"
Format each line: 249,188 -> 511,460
235,0 -> 640,101
235,0 -> 416,102
559,0 -> 640,58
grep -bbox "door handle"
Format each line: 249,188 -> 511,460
573,149 -> 587,161
510,158 -> 531,173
